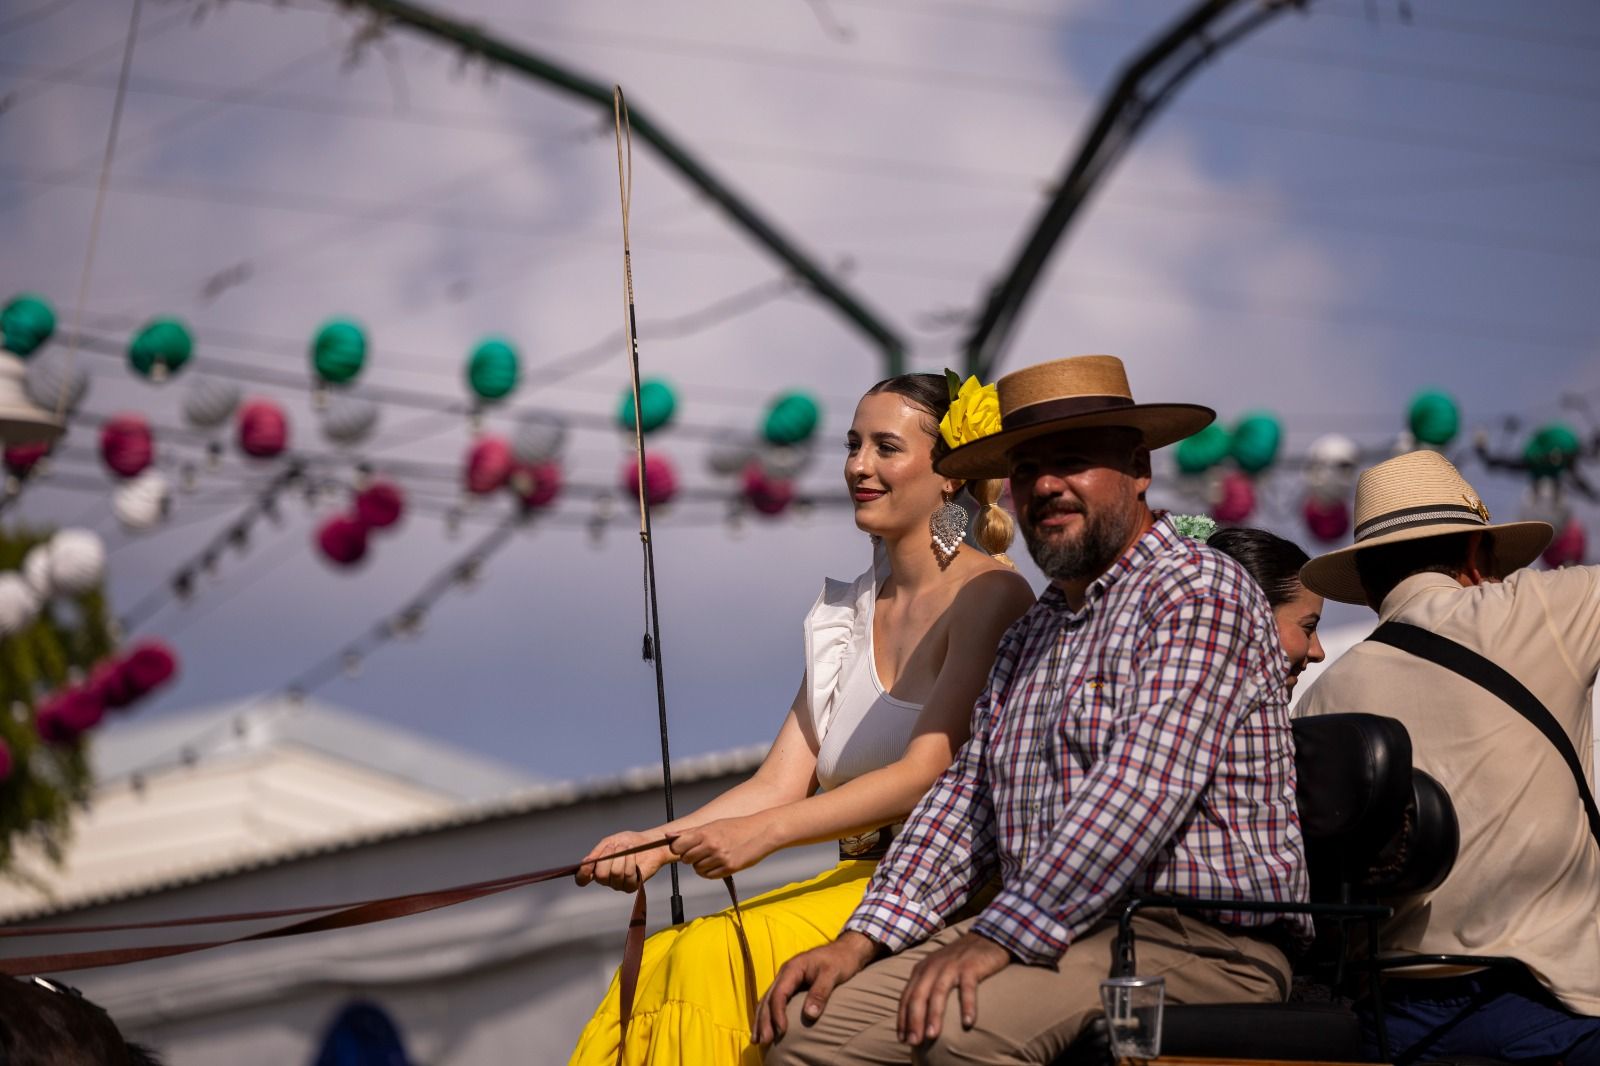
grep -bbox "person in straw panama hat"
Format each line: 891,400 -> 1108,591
1296,449 -> 1600,1065
759,354 -> 1310,1065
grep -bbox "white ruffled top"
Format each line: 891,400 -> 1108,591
803,550 -> 925,792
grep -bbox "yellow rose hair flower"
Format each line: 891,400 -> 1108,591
940,371 -> 1002,451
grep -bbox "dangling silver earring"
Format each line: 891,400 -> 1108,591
930,493 -> 968,566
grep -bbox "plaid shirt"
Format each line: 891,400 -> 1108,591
845,516 -> 1310,964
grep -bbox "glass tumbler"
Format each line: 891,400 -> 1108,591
1099,974 -> 1165,1061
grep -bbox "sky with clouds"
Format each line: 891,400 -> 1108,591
1,0 -> 1596,787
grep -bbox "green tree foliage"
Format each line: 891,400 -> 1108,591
0,527 -> 113,878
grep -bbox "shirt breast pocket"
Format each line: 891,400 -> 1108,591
1063,675 -> 1117,771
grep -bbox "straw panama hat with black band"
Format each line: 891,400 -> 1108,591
1299,450 -> 1554,606
934,354 -> 1216,481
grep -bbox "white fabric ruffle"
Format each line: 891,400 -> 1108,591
802,547 -> 888,741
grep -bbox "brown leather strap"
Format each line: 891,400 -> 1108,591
0,837 -> 673,975
607,874 -> 758,1059
723,876 -> 759,1031
616,885 -> 649,1066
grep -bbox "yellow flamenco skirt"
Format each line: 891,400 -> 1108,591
568,858 -> 878,1066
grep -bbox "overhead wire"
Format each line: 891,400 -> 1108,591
828,0 -> 1600,101
7,58 -> 1597,203
831,0 -> 1600,55
156,525 -> 308,640
496,11 -> 1600,108
116,461 -> 307,633
0,0 -> 80,39
93,501 -> 745,794
56,0 -> 144,438
0,8 -> 192,116
56,271 -> 826,427
3,43 -> 343,217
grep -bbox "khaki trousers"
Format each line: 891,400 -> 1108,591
766,910 -> 1291,1065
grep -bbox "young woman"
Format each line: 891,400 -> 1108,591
569,374 -> 1036,1065
1207,526 -> 1327,691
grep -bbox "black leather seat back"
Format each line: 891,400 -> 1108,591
1292,713 -> 1411,848
1367,769 -> 1459,897
1292,714 -> 1459,902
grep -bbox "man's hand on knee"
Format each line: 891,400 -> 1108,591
897,931 -> 1011,1046
756,931 -> 878,1044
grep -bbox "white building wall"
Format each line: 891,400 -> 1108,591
13,769 -> 836,1065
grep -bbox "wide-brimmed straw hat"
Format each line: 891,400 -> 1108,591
1300,450 -> 1553,605
934,354 -> 1214,480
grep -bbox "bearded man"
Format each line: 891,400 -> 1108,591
755,354 -> 1309,1066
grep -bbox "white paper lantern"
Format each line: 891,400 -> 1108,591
1519,481 -> 1572,531
182,377 -> 240,430
706,430 -> 758,477
1305,434 -> 1360,502
21,545 -> 51,598
47,528 -> 106,595
512,411 -> 566,464
758,442 -> 813,482
23,353 -> 90,414
320,391 -> 380,447
113,470 -> 171,531
0,573 -> 40,637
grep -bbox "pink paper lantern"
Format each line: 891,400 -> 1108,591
57,688 -> 106,733
355,480 -> 406,530
1303,496 -> 1350,543
621,452 -> 677,507
35,698 -> 75,745
121,640 -> 179,699
4,441 -> 50,478
237,398 -> 289,459
100,414 -> 154,478
742,463 -> 795,516
512,462 -> 562,511
1543,518 -> 1587,568
86,658 -> 139,709
36,688 -> 104,742
465,436 -> 514,496
0,738 -> 11,782
317,513 -> 369,567
1210,471 -> 1256,525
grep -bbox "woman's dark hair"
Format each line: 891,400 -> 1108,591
1207,527 -> 1311,608
865,374 -> 954,463
863,373 -> 1015,560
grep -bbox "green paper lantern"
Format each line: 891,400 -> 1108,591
1407,389 -> 1459,446
763,391 -> 820,445
618,379 -> 677,435
1175,423 -> 1230,475
1523,422 -> 1581,479
467,337 -> 520,401
128,317 -> 193,380
1,294 -> 56,358
312,319 -> 368,385
1230,411 -> 1283,474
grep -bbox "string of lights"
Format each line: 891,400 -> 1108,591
116,461 -> 307,633
98,503 -> 738,792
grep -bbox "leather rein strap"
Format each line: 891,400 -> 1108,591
0,838 -> 676,976
614,874 -> 757,1065
0,836 -> 761,1066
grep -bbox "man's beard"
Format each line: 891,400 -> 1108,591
1021,495 -> 1138,583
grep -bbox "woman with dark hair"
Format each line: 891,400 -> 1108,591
1207,527 -> 1327,691
570,374 -> 1035,1065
